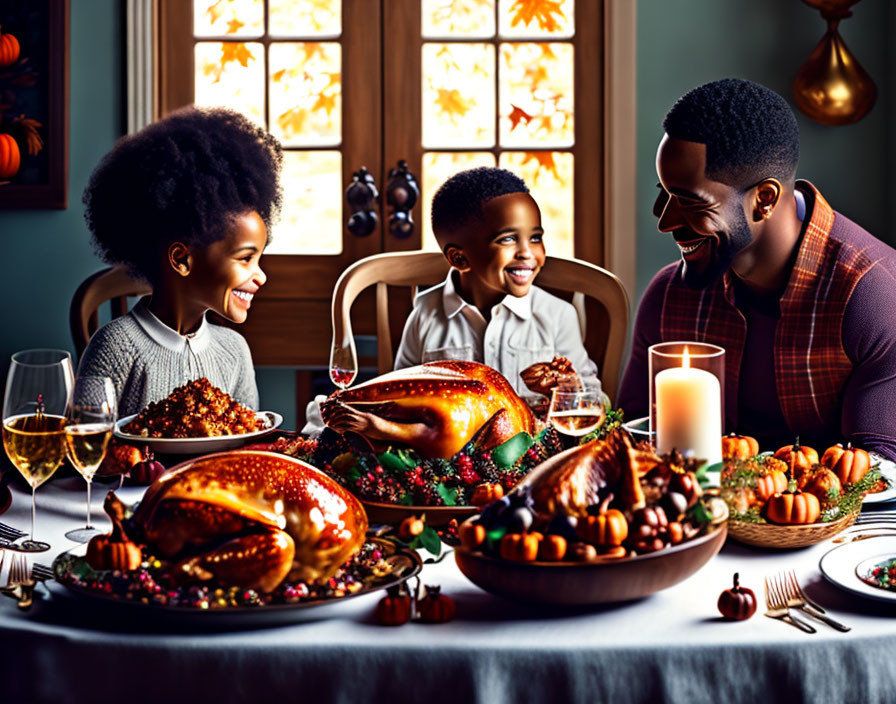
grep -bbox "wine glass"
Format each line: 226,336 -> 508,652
2,349 -> 74,552
547,383 -> 610,441
64,376 -> 116,542
329,337 -> 358,390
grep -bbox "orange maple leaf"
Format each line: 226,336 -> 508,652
508,104 -> 534,131
303,43 -> 325,62
521,151 -> 562,184
509,0 -> 566,32
278,107 -> 308,138
205,0 -> 226,25
272,68 -> 287,83
435,88 -> 474,121
226,19 -> 244,35
220,43 -> 253,69
313,92 -> 338,116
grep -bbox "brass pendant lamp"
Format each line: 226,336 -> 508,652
793,0 -> 877,126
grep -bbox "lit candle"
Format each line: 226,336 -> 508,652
654,348 -> 722,465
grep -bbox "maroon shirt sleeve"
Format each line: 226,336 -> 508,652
616,264 -> 678,420
840,266 -> 896,461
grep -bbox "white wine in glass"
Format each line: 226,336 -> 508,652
548,386 -> 609,439
2,349 -> 74,552
64,375 -> 116,542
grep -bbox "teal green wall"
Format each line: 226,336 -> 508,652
635,0 -> 893,300
1,1 -> 891,430
1,1 -> 121,378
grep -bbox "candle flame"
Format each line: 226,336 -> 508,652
682,347 -> 690,369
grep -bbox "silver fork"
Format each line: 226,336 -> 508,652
777,572 -> 850,632
1,552 -> 34,609
764,576 -> 816,633
0,522 -> 26,542
31,563 -> 54,582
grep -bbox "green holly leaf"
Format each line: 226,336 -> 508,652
492,432 -> 534,469
418,525 -> 442,556
377,451 -> 408,475
696,461 -> 723,489
435,483 -> 457,506
688,500 -> 713,525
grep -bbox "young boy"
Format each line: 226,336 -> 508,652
394,166 -> 599,398
78,106 -> 283,416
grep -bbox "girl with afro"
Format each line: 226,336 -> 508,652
78,106 -> 283,416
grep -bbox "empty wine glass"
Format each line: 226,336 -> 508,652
547,383 -> 610,441
2,349 -> 74,552
64,376 -> 116,542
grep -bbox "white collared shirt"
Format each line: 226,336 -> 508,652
393,270 -> 600,398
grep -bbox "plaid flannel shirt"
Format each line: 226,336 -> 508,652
659,181 -> 875,435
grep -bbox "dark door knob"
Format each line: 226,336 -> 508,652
346,166 -> 379,237
385,160 -> 419,239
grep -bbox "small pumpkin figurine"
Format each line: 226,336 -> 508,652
398,514 -> 425,539
499,531 -> 542,562
717,573 -> 757,620
537,534 -> 567,562
375,584 -> 412,626
773,438 -> 819,480
756,470 -> 789,502
0,133 -> 21,180
820,443 -> 871,486
764,474 -> 821,525
577,495 -> 628,548
85,491 -> 143,572
417,585 -> 456,624
126,447 -> 166,485
721,433 -> 760,461
459,519 -> 486,550
800,467 -> 843,507
470,482 -> 504,507
0,27 -> 20,67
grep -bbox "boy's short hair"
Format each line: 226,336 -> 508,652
83,106 -> 283,284
663,78 -> 799,190
431,166 -> 528,250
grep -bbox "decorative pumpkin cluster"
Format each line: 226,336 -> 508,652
301,426 -> 567,508
374,583 -> 456,626
123,377 -> 265,438
721,434 -> 881,524
458,436 -> 724,564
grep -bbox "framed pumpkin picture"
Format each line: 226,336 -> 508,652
0,0 -> 68,209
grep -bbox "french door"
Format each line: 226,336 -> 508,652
156,0 -> 616,376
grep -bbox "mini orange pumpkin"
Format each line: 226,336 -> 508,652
417,585 -> 456,623
0,28 -> 20,67
537,534 -> 567,561
756,470 -> 788,502
459,520 -> 486,550
0,133 -> 20,180
86,534 -> 143,572
398,515 -> 425,539
470,482 -> 503,507
820,443 -> 871,486
800,467 -> 843,506
499,531 -> 542,562
375,585 -> 412,626
577,497 -> 628,547
773,438 -> 819,479
765,490 -> 821,525
721,433 -> 760,460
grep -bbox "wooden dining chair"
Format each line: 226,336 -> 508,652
330,251 -> 630,402
69,266 -> 152,360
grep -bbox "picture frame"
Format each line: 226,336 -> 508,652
0,0 -> 69,209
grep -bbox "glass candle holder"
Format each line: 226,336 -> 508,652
648,341 -> 725,466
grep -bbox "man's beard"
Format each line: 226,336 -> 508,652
681,207 -> 752,290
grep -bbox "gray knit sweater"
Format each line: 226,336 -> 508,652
77,298 -> 259,417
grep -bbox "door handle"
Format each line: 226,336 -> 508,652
346,166 -> 379,237
385,160 -> 419,239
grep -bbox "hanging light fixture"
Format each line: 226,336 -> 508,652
793,0 -> 876,126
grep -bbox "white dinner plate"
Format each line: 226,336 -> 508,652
862,455 -> 896,505
819,535 -> 896,604
114,411 -> 283,454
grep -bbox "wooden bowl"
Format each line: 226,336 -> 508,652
727,510 -> 858,548
362,500 -> 477,527
454,523 -> 727,605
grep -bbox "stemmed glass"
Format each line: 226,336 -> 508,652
329,337 -> 358,390
547,383 -> 610,441
2,349 -> 74,552
64,376 -> 116,542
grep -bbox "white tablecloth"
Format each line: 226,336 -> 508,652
2,474 -> 896,704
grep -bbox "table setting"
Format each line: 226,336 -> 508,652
3,343 -> 896,704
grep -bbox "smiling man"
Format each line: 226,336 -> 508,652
617,79 -> 896,458
393,166 -> 599,398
